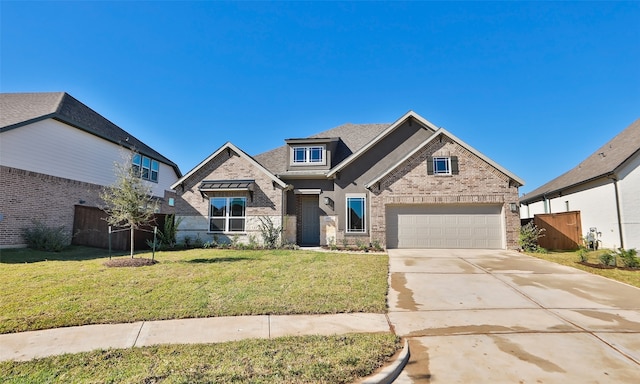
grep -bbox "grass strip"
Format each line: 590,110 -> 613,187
527,250 -> 640,288
0,333 -> 400,384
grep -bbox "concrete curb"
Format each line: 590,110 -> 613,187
360,339 -> 410,384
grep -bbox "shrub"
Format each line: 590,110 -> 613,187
616,248 -> 639,268
22,220 -> 70,252
519,222 -> 546,252
258,216 -> 281,249
156,214 -> 182,248
577,246 -> 589,263
372,239 -> 384,252
327,237 -> 338,251
599,252 -> 616,267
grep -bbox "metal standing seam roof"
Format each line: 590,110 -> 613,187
199,180 -> 255,191
0,92 -> 182,177
520,118 -> 640,204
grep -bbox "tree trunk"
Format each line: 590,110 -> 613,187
130,226 -> 135,258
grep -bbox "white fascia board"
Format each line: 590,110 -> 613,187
170,142 -> 287,190
327,110 -> 439,178
364,128 -> 525,189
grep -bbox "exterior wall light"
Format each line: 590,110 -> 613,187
509,203 -> 519,213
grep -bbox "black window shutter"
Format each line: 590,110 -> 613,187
451,156 -> 459,175
426,156 -> 434,175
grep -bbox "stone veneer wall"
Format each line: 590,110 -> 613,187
368,136 -> 521,249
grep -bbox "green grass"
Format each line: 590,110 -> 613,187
0,247 -> 388,334
0,333 -> 401,384
527,250 -> 640,288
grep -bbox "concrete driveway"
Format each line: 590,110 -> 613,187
387,249 -> 640,383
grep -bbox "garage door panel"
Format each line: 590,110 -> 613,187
386,205 -> 503,249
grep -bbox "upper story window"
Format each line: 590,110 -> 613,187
132,154 -> 159,182
427,156 -> 459,176
433,157 -> 451,175
292,146 -> 325,165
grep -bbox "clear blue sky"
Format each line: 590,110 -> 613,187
2,1 -> 638,194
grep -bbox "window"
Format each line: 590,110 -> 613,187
433,157 -> 451,175
292,146 -> 325,164
346,195 -> 366,233
427,156 -> 458,176
132,154 -> 159,182
209,197 -> 246,232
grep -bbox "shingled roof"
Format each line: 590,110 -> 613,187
253,122 -> 391,175
520,118 -> 640,204
0,92 -> 181,177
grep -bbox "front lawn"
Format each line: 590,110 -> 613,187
0,333 -> 401,384
528,250 -> 640,288
0,247 -> 388,334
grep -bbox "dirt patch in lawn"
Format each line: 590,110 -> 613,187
104,258 -> 158,267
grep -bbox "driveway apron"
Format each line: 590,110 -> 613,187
387,249 -> 640,383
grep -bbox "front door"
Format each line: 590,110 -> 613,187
300,195 -> 320,246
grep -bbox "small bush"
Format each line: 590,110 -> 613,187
519,222 -> 546,253
616,248 -> 639,268
372,239 -> 384,252
599,252 -> 616,267
577,247 -> 589,263
22,220 -> 70,252
327,236 -> 338,251
258,216 -> 281,249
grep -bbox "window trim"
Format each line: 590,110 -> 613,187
433,157 -> 451,175
346,194 -> 367,234
209,196 -> 247,233
291,145 -> 327,165
132,154 -> 160,183
427,156 -> 459,176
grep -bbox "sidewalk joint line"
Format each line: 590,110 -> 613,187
133,321 -> 145,347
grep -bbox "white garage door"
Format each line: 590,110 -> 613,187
386,205 -> 504,249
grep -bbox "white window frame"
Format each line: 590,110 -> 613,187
209,197 -> 247,233
291,145 -> 326,165
132,154 -> 159,183
346,193 -> 366,234
433,157 -> 451,175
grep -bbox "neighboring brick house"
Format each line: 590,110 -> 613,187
0,92 -> 181,248
172,111 -> 524,249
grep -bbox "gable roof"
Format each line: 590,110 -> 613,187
520,118 -> 640,204
326,110 -> 438,177
0,92 -> 181,177
170,142 -> 287,190
365,127 -> 525,189
253,123 -> 390,175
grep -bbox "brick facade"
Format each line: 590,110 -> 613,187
0,165 -> 175,248
368,136 -> 521,249
0,166 -> 105,247
174,149 -> 284,244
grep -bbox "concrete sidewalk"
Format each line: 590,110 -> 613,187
0,313 -> 392,362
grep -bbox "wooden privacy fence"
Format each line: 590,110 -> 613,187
534,211 -> 582,251
72,205 -> 167,250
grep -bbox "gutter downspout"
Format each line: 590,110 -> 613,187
610,175 -> 624,249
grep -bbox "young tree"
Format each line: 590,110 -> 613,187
101,151 -> 157,258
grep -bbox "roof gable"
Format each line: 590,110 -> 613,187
0,92 -> 181,177
521,118 -> 640,203
171,142 -> 287,190
326,111 -> 438,177
365,128 -> 524,189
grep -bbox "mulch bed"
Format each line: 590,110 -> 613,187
104,258 -> 158,268
578,261 -> 639,271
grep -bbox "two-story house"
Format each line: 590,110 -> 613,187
171,111 -> 524,249
0,92 -> 181,248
